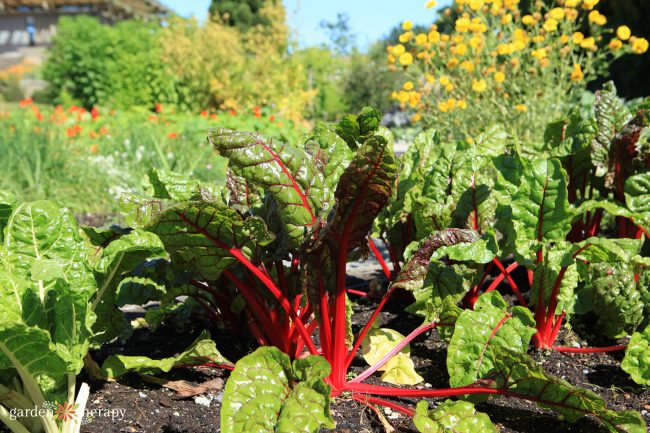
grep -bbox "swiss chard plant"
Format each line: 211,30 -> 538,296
375,82 -> 650,353
118,107 -> 647,432
0,195 -> 168,433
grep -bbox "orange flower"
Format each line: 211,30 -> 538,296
90,144 -> 99,154
89,131 -> 99,139
99,126 -> 109,135
155,103 -> 163,113
168,132 -> 178,139
31,105 -> 43,121
253,106 -> 262,118
229,109 -> 237,116
210,113 -> 218,120
148,115 -> 158,123
91,107 -> 100,120
19,97 -> 33,107
269,115 -> 275,122
200,110 -> 209,117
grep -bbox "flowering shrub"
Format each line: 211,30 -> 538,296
388,0 -> 648,146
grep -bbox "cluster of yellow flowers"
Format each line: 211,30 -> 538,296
387,0 -> 648,142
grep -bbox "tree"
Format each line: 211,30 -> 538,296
319,13 -> 356,55
209,0 -> 271,31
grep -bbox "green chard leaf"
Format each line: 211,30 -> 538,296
0,190 -> 16,242
622,323 -> 650,386
498,158 -> 573,265
447,291 -> 536,388
221,346 -> 334,433
208,128 -> 324,250
147,201 -> 274,281
102,331 -> 231,378
592,82 -> 630,178
487,347 -> 646,433
91,229 -> 166,344
413,400 -> 498,433
625,172 -> 650,228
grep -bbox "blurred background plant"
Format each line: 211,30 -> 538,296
388,0 -> 648,148
0,99 -> 301,217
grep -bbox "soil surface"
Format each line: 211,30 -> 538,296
3,264 -> 649,433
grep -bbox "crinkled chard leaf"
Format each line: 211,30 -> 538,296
102,331 -> 231,378
208,128 -> 324,250
0,190 -> 16,242
498,158 -> 573,265
622,323 -> 650,386
147,201 -> 274,281
413,400 -> 498,433
392,229 -> 479,293
91,229 -> 166,344
625,172 -> 650,228
487,347 -> 646,433
220,346 -> 334,433
447,291 -> 536,388
592,82 -> 630,179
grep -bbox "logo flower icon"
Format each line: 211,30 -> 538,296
53,402 -> 78,422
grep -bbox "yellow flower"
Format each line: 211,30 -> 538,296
412,113 -> 422,122
564,7 -> 579,21
533,35 -> 545,43
399,32 -> 413,43
457,100 -> 468,110
632,37 -> 649,54
570,63 -> 584,81
580,37 -> 596,50
447,57 -> 460,68
572,32 -> 584,44
548,7 -> 565,20
514,104 -> 528,111
531,48 -> 547,59
402,20 -> 413,31
560,34 -> 570,44
428,30 -> 441,43
425,0 -> 436,8
446,98 -> 457,109
565,0 -> 580,7
581,0 -> 599,10
616,26 -> 631,41
445,83 -> 455,92
609,38 -> 622,50
472,78 -> 487,93
494,71 -> 505,82
455,43 -> 468,56
543,18 -> 558,32
439,76 -> 451,86
415,33 -> 428,45
468,0 -> 484,11
588,10 -> 606,26
392,44 -> 406,56
438,100 -> 450,112
501,14 -> 512,24
469,35 -> 484,49
511,57 -> 520,66
455,17 -> 470,33
399,52 -> 414,66
441,34 -> 450,42
403,81 -> 414,90
460,60 -> 475,71
425,73 -> 436,83
521,15 -> 535,26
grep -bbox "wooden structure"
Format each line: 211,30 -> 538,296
0,0 -> 169,54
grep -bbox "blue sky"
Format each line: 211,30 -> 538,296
163,0 -> 451,48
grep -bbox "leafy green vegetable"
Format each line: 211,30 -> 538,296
221,346 -> 334,433
101,331 -> 231,378
413,400 -> 498,433
621,323 -> 650,386
447,292 -> 536,388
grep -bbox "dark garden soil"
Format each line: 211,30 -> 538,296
4,266 -> 648,433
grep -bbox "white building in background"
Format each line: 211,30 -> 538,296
0,0 -> 169,61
